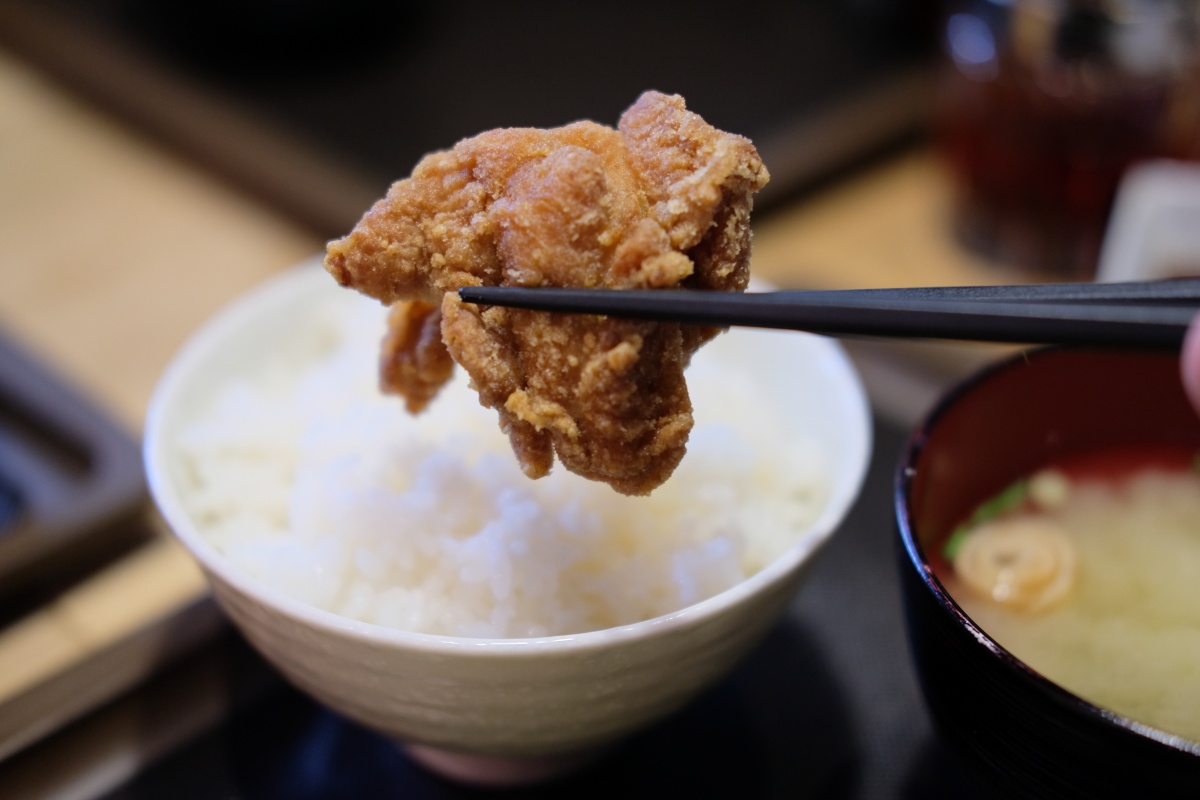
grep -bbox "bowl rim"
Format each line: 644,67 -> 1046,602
894,345 -> 1200,758
145,259 -> 873,657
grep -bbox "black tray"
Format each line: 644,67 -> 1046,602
0,327 -> 146,598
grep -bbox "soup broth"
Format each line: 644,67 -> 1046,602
938,446 -> 1200,742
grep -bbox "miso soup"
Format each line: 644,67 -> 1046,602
937,445 -> 1200,742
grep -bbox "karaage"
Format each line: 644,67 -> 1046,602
325,91 -> 768,494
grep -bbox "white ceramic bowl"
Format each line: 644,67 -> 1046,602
144,260 -> 871,785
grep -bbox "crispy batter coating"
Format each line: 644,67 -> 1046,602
325,91 -> 768,494
378,300 -> 455,414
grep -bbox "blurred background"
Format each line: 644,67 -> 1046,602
0,1 -> 1198,797
0,0 -> 941,235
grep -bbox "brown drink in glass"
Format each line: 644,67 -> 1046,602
937,0 -> 1200,279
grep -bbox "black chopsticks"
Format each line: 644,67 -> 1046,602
458,279 -> 1200,349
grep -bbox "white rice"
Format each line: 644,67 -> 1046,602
177,291 -> 829,638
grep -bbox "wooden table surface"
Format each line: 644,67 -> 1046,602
0,48 -> 318,790
0,44 -> 1026,797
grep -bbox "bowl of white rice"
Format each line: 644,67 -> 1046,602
144,259 -> 871,786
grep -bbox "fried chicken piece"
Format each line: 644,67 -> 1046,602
324,91 -> 768,494
378,300 -> 455,414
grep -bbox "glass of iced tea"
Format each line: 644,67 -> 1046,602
936,0 -> 1200,279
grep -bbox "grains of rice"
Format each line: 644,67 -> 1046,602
177,291 -> 828,638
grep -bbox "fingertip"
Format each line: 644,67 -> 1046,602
1181,312 -> 1200,416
